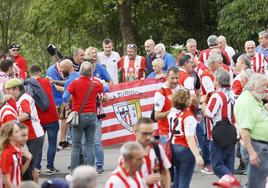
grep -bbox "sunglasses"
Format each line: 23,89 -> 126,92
12,49 -> 19,52
127,44 -> 137,49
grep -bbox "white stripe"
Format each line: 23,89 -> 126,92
104,97 -> 155,113
107,82 -> 163,98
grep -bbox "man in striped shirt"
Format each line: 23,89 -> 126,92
105,141 -> 145,188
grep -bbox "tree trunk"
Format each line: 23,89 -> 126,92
118,0 -> 135,54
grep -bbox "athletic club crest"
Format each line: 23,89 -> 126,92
113,99 -> 142,132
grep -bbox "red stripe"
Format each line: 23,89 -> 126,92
103,135 -> 135,146
217,92 -> 228,118
114,172 -> 130,188
208,97 -> 217,113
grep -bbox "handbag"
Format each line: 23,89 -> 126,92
164,116 -> 178,162
66,79 -> 94,127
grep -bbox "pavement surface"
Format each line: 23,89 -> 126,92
39,135 -> 248,188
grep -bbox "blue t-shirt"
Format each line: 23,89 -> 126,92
145,54 -> 156,75
163,52 -> 176,72
94,63 -> 112,82
62,71 -> 80,103
147,72 -> 157,79
46,64 -> 64,106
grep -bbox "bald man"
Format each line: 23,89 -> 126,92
218,35 -> 235,65
245,40 -> 268,74
144,39 -> 156,74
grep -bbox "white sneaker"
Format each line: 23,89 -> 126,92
65,174 -> 73,181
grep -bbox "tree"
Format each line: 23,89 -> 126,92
218,0 -> 268,50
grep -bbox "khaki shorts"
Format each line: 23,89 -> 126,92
56,104 -> 67,120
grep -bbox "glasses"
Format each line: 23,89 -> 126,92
127,44 -> 137,49
12,49 -> 19,52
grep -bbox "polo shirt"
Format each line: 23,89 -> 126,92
162,52 -> 176,72
46,63 -> 64,106
15,54 -> 28,80
0,102 -> 18,126
68,76 -> 103,113
0,144 -> 21,188
36,78 -> 59,125
234,90 -> 268,142
93,63 -> 112,82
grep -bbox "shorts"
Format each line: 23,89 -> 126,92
56,104 -> 67,120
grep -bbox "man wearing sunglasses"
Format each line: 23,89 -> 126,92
8,43 -> 28,80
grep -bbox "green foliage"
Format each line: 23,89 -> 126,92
218,0 -> 268,50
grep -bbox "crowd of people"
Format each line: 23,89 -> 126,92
0,29 -> 267,188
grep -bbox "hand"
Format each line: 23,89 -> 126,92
145,173 -> 160,185
195,156 -> 204,168
46,76 -> 56,84
249,150 -> 260,167
22,151 -> 32,160
32,168 -> 39,183
264,103 -> 268,111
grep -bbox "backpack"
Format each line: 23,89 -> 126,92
24,78 -> 50,111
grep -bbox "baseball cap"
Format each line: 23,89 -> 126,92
41,178 -> 69,188
5,78 -> 23,89
213,174 -> 241,188
8,43 -> 20,49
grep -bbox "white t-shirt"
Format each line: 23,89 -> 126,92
98,51 -> 120,84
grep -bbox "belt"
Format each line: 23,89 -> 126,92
80,112 -> 96,115
252,139 -> 268,145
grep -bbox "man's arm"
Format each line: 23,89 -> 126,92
155,110 -> 170,120
240,129 -> 260,167
161,169 -> 171,188
2,174 -> 14,188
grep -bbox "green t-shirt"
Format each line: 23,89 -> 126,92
234,90 -> 268,142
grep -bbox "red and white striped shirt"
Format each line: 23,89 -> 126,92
199,48 -> 231,65
250,53 -> 268,74
154,84 -> 182,135
178,69 -> 195,91
231,74 -> 243,97
200,69 -> 215,97
168,108 -> 197,147
140,144 -> 171,188
105,165 -> 145,188
0,144 -> 22,188
16,93 -> 44,140
0,103 -> 18,126
205,89 -> 233,140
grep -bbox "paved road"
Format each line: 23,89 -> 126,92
39,140 -> 247,188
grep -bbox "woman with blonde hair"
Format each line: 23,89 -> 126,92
167,88 -> 204,188
147,58 -> 165,79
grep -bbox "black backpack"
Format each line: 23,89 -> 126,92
211,92 -> 237,147
24,78 -> 50,111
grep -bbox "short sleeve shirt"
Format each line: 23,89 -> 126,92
234,90 -> 268,142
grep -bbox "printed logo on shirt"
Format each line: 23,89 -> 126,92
113,99 -> 142,132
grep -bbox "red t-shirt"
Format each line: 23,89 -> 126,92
36,78 -> 58,125
15,55 -> 28,80
68,76 -> 103,113
0,144 -> 21,188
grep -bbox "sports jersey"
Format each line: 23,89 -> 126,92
205,89 -> 234,140
141,144 -> 171,188
250,52 -> 268,74
154,83 -> 182,136
16,93 -> 44,140
0,144 -> 21,188
118,55 -> 146,82
200,69 -> 215,97
221,63 -> 233,84
178,69 -> 195,91
0,102 -> 18,126
195,62 -> 208,76
231,74 -> 243,96
105,165 -> 145,188
168,108 -> 197,147
199,48 -> 230,65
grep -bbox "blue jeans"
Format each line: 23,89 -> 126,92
210,141 -> 235,178
196,119 -> 210,166
71,113 -> 96,172
36,121 -> 59,169
95,119 -> 104,168
172,144 -> 196,188
244,140 -> 268,188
